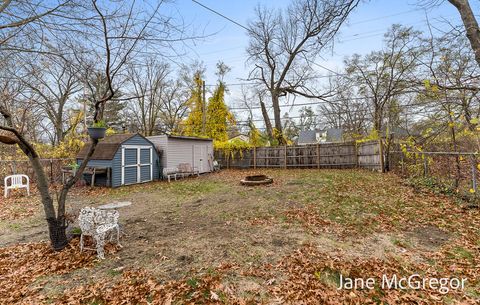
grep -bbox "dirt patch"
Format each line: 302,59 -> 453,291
408,225 -> 450,250
1,169 -> 479,304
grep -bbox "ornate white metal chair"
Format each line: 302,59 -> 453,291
78,207 -> 120,259
4,174 -> 30,198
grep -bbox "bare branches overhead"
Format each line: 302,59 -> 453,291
246,0 -> 359,141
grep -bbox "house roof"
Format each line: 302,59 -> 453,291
229,134 -> 249,141
298,128 -> 344,144
326,128 -> 343,142
77,133 -> 138,160
298,130 -> 317,144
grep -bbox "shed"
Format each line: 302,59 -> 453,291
147,135 -> 214,175
76,133 -> 160,187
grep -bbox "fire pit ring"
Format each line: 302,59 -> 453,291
240,174 -> 273,186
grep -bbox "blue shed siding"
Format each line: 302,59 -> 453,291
140,148 -> 150,164
140,165 -> 151,181
77,134 -> 160,188
124,148 -> 138,165
123,167 -> 137,185
111,134 -> 160,187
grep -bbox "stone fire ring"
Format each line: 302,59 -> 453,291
240,175 -> 273,186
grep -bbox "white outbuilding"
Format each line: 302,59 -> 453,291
147,135 -> 214,175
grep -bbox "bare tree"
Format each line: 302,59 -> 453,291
0,0 -> 190,250
345,25 -> 423,133
447,0 -> 480,68
15,54 -> 81,144
246,0 -> 359,143
126,61 -> 188,135
319,76 -> 369,137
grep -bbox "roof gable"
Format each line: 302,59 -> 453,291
77,133 -> 147,160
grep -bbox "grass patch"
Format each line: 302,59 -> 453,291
170,180 -> 224,196
448,246 -> 474,261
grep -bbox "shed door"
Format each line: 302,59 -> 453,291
121,146 -> 153,185
194,145 -> 203,173
139,148 -> 153,182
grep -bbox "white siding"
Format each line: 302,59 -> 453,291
147,135 -> 213,174
147,135 -> 169,168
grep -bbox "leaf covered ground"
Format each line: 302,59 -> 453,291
0,169 -> 479,304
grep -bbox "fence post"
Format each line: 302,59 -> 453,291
401,153 -> 405,175
423,155 -> 429,177
354,142 -> 359,168
50,158 -> 54,183
284,145 -> 287,169
378,138 -> 385,173
316,144 -> 320,169
253,147 -> 256,169
471,155 -> 477,195
264,147 -> 270,168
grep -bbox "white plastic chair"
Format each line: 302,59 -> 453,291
4,174 -> 30,198
78,207 -> 120,259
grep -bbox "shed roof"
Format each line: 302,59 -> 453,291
77,133 -> 138,160
149,134 -> 213,142
168,135 -> 212,141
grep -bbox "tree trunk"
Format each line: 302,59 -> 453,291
29,152 -> 69,250
451,128 -> 461,188
448,0 -> 480,68
271,94 -> 282,133
56,124 -> 64,145
260,100 -> 273,139
271,93 -> 286,145
47,217 -> 68,250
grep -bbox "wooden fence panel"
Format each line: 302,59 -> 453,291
215,140 -> 382,170
358,141 -> 382,170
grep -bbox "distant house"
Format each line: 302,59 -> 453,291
297,128 -> 344,145
383,126 -> 418,139
229,134 -> 249,143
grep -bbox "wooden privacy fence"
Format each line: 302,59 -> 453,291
0,158 -> 74,185
214,141 -> 383,170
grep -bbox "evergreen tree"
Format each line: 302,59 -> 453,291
182,72 -> 204,136
205,82 -> 234,141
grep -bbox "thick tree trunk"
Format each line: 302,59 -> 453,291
449,123 -> 461,188
271,93 -> 286,145
271,94 -> 282,133
448,0 -> 480,69
55,124 -> 64,144
29,150 -> 69,250
373,112 -> 382,134
47,218 -> 68,250
260,100 -> 273,139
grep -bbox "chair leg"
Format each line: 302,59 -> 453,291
4,188 -> 7,198
116,225 -> 121,247
80,234 -> 84,252
94,234 -> 106,259
27,185 -> 30,196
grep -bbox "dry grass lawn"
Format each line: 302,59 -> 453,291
0,169 -> 479,304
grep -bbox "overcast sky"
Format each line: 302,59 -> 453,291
166,0 -> 478,129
